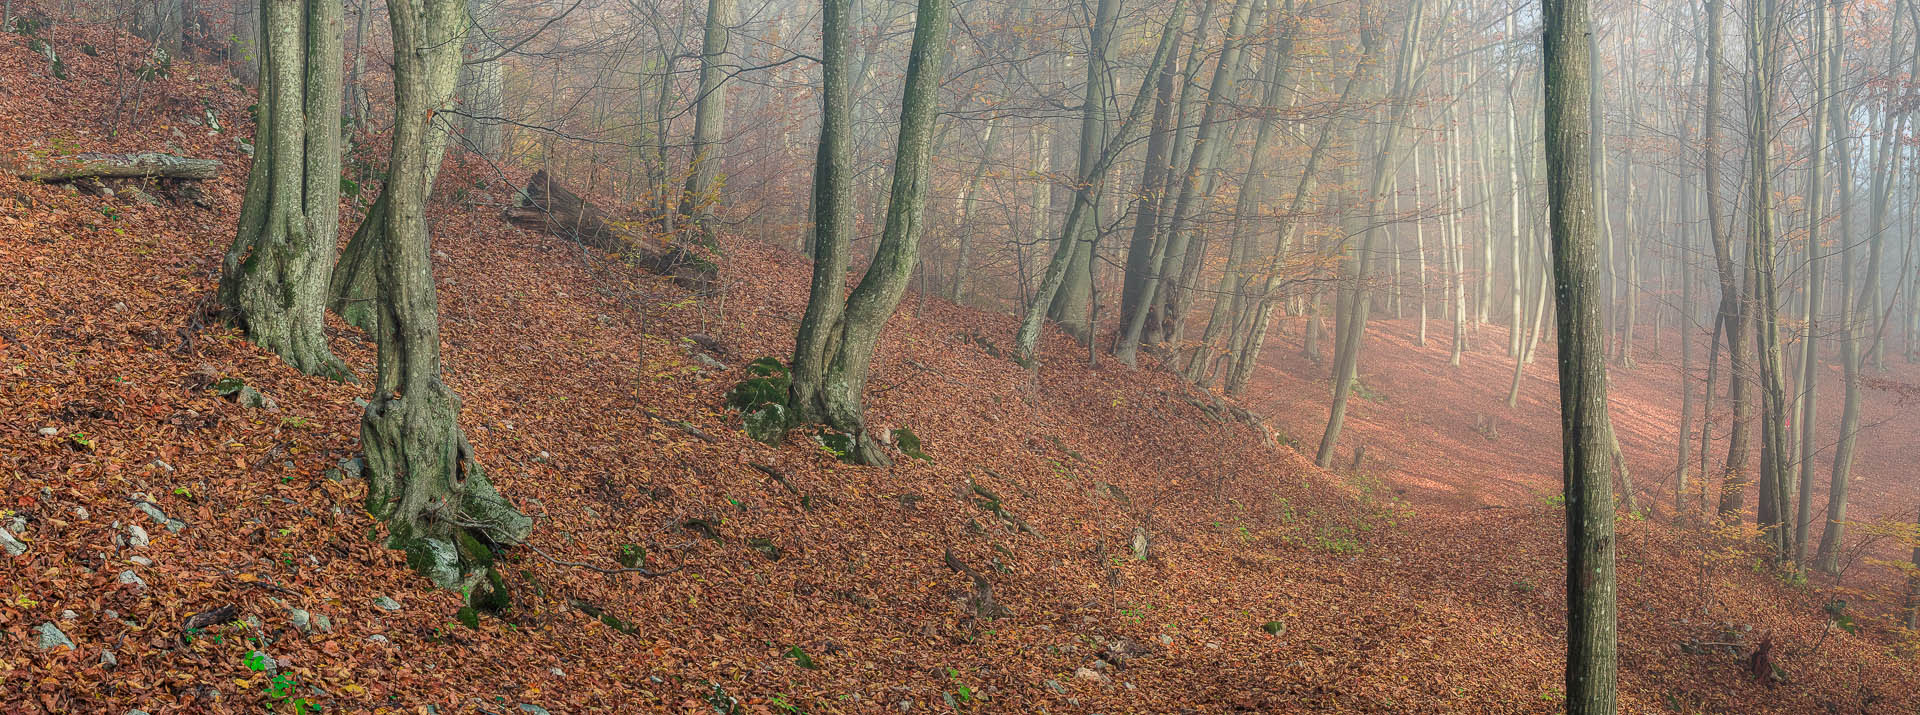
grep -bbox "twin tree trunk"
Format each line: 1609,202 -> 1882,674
361,0 -> 529,595
219,0 -> 352,383
1544,0 -> 1619,710
788,0 -> 951,465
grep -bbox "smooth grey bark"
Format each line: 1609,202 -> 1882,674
1149,0 -> 1260,359
1314,0 -> 1422,469
948,118 -> 1001,302
790,0 -> 952,465
1188,3 -> 1300,384
456,0 -> 506,160
681,0 -> 734,247
362,0 -> 529,594
1744,0 -> 1790,558
789,0 -> 857,429
1794,0 -> 1830,566
1015,0 -> 1185,362
1815,0 -> 1860,574
1115,46 -> 1180,358
219,0 -> 351,382
1700,0 -> 1753,521
1544,0 -> 1618,709
1041,0 -> 1124,342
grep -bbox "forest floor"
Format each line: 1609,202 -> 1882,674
2,20 -> 1917,715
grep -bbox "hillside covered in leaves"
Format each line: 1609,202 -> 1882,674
1,16 -> 1916,715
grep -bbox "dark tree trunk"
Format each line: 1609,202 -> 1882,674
1544,0 -> 1619,709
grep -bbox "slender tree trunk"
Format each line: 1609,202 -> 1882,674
790,0 -> 857,428
948,119 -> 1001,303
1702,0 -> 1753,522
455,0 -> 506,160
1745,0 -> 1790,558
790,0 -> 952,465
1149,0 -> 1260,358
1017,1 -> 1185,362
680,0 -> 734,247
1042,0 -> 1124,343
1117,52 -> 1180,348
1794,0 -> 1830,566
1544,0 -> 1618,709
1815,0 -> 1859,572
1314,0 -> 1423,468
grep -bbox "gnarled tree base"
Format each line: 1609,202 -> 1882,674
221,217 -> 354,383
361,380 -> 530,596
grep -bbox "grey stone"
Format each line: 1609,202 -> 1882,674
0,527 -> 25,556
236,386 -> 276,410
100,648 -> 117,668
128,524 -> 150,548
373,596 -> 402,612
35,623 -> 75,650
289,609 -> 318,634
129,556 -> 152,567
117,570 -> 146,589
518,706 -> 552,715
59,610 -> 77,621
37,427 -> 57,437
367,634 -> 388,644
73,507 -> 89,521
1156,634 -> 1172,646
1045,679 -> 1067,693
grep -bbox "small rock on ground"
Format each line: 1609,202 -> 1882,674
0,527 -> 25,556
35,623 -> 75,650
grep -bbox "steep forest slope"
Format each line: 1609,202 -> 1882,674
1,21 -> 1915,715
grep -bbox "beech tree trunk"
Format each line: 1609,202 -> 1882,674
361,0 -> 529,595
1315,1 -> 1423,468
219,0 -> 351,382
456,0 -> 507,160
1745,0 -> 1790,559
789,0 -> 952,465
680,0 -> 733,247
1016,0 -> 1184,362
1544,0 -> 1618,709
1814,0 -> 1855,574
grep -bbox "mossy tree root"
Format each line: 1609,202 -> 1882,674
361,380 -> 530,597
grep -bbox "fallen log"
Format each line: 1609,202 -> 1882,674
8,151 -> 222,181
503,169 -> 716,291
